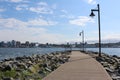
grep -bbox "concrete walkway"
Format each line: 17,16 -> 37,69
43,51 -> 112,80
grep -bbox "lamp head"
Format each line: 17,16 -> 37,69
79,32 -> 82,36
89,11 -> 95,17
79,32 -> 81,36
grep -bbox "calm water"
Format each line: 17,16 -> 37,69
86,48 -> 120,56
0,48 -> 65,60
0,48 -> 120,60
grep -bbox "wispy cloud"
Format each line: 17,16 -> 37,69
29,7 -> 53,14
103,33 -> 120,40
4,0 -> 28,3
37,2 -> 48,6
85,0 -> 96,5
15,2 -> 55,14
0,18 -> 26,28
27,18 -> 57,26
15,4 -> 28,11
61,10 -> 68,14
69,16 -> 94,26
0,8 -> 5,12
51,4 -> 57,9
60,9 -> 75,19
0,18 -> 57,29
29,2 -> 53,14
60,15 -> 75,19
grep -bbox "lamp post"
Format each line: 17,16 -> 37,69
90,4 -> 101,57
79,30 -> 84,51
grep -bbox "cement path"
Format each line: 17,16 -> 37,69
43,51 -> 112,80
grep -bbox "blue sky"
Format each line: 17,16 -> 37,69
0,0 -> 120,43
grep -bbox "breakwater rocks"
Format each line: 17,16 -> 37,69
0,51 -> 71,80
84,51 -> 120,80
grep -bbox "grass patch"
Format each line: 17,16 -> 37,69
0,69 -> 17,78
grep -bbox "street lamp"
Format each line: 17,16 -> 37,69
90,4 -> 101,57
79,30 -> 84,51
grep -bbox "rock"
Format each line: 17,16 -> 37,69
11,62 -> 19,69
15,57 -> 22,60
51,64 -> 57,71
112,76 -> 120,80
38,70 -> 44,74
114,65 -> 119,70
3,58 -> 13,62
96,56 -> 105,62
118,68 -> 120,74
2,64 -> 12,71
112,55 -> 118,58
105,67 -> 114,73
16,63 -> 27,69
93,52 -> 98,54
3,77 -> 14,80
42,63 -> 48,68
58,58 -> 65,64
46,56 -> 52,60
45,67 -> 52,72
105,58 -> 115,64
26,61 -> 33,68
113,58 -> 119,63
15,72 -> 21,78
100,62 -> 108,67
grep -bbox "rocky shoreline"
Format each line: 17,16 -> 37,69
84,51 -> 120,80
0,51 -> 71,80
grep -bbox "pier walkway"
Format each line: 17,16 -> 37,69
43,51 -> 112,80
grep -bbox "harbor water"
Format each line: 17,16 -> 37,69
0,48 -> 120,60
